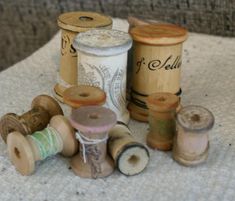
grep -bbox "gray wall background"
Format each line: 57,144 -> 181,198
0,0 -> 235,71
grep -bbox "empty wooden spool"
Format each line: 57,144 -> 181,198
146,92 -> 179,151
173,105 -> 214,166
70,106 -> 117,179
7,115 -> 78,175
108,122 -> 149,176
54,11 -> 112,102
0,95 -> 63,143
128,24 -> 188,122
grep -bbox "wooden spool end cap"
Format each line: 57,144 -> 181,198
7,131 -> 35,175
176,105 -> 214,132
130,24 -> 188,45
31,95 -> 63,117
117,143 -> 149,176
147,92 -> 180,112
0,113 -> 28,143
70,106 -> 117,134
57,11 -> 112,32
63,85 -> 106,108
49,115 -> 78,157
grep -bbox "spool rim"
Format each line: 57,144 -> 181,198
0,114 -> 28,143
7,131 -> 35,175
31,95 -> 64,117
116,143 -> 149,176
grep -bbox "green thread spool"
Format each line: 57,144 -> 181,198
28,127 -> 63,160
146,92 -> 179,151
7,115 -> 78,175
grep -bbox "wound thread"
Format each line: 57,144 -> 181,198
28,127 -> 63,160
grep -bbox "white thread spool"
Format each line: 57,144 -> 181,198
73,29 -> 132,124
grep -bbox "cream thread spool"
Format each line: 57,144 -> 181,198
108,122 -> 149,176
0,95 -> 63,143
7,115 -> 78,175
128,24 -> 188,122
73,29 -> 132,124
69,106 -> 117,179
54,11 -> 112,102
173,105 -> 214,166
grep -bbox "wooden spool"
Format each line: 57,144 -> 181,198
7,115 -> 78,175
73,29 -> 132,124
63,85 -> 106,108
54,11 -> 112,102
0,95 -> 63,143
108,122 -> 149,176
70,106 -> 116,178
173,105 -> 214,166
146,92 -> 179,151
128,24 -> 188,122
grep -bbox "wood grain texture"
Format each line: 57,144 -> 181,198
0,0 -> 235,71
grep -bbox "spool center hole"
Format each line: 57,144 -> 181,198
128,155 -> 140,165
79,92 -> 89,97
191,114 -> 200,122
158,97 -> 166,102
14,147 -> 21,159
79,16 -> 94,21
89,113 -> 99,119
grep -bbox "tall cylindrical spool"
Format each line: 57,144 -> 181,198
108,122 -> 149,176
7,115 -> 78,175
73,29 -> 132,124
173,105 -> 214,166
54,12 -> 112,102
146,92 -> 179,151
69,106 -> 117,179
128,24 -> 188,122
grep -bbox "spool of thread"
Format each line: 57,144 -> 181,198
146,92 -> 179,151
0,95 -> 63,143
63,85 -> 106,108
173,105 -> 214,166
108,122 -> 149,176
128,24 -> 187,122
54,11 -> 112,102
69,106 -> 117,179
73,29 -> 132,124
7,115 -> 78,175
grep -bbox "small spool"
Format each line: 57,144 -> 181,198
146,92 -> 179,151
108,122 -> 149,176
173,105 -> 214,166
63,85 -> 106,108
7,115 -> 78,175
54,12 -> 112,102
0,95 -> 63,143
69,106 -> 117,179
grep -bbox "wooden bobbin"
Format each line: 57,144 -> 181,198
173,105 -> 214,166
0,95 -> 63,143
7,115 -> 78,175
146,92 -> 179,151
54,12 -> 112,102
108,122 -> 149,176
128,24 -> 187,122
70,106 -> 117,179
63,85 -> 106,108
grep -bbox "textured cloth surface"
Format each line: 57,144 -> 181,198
0,19 -> 234,201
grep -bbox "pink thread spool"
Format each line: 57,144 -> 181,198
69,106 -> 117,178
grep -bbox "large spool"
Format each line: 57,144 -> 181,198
54,12 -> 112,102
73,29 -> 132,124
128,24 -> 188,122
